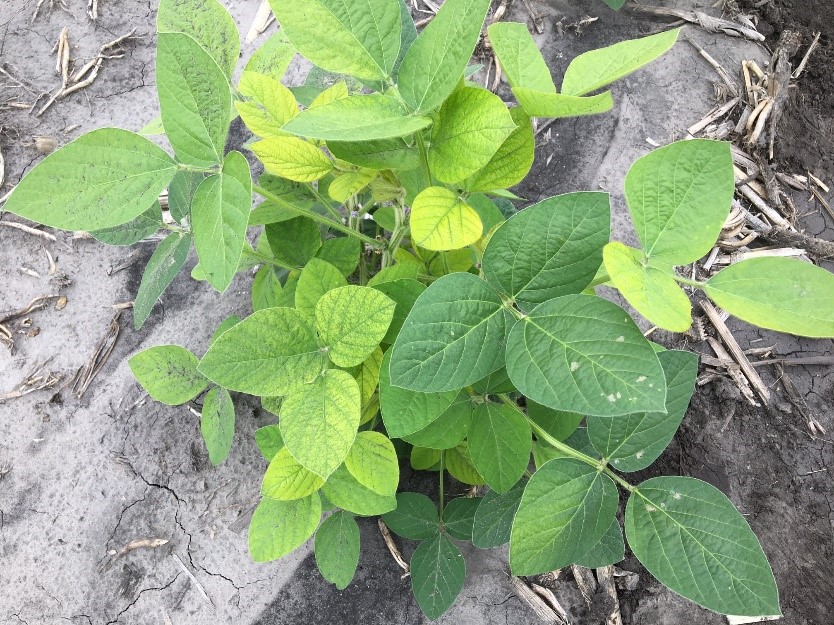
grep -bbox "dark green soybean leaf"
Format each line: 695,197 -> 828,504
379,350 -> 458,438
329,137 -> 420,171
505,294 -> 667,417
401,392 -> 473,450
411,533 -> 466,620
269,0 -> 401,81
210,315 -> 242,344
266,216 -> 322,267
245,30 -> 296,82
562,29 -> 680,96
603,242 -> 692,332
603,0 -> 627,8
443,497 -> 481,541
510,458 -> 617,575
486,22 -> 555,94
249,495 -> 321,562
198,307 -> 321,396
588,349 -> 697,472
3,129 -> 176,231
626,477 -> 780,617
471,480 -> 525,548
393,0 -> 417,75
90,202 -> 162,246
527,400 -> 584,443
389,273 -> 510,392
315,511 -> 360,590
513,89 -> 613,119
250,175 -> 315,226
156,32 -> 231,167
168,170 -> 205,222
133,232 -> 192,330
157,0 -> 239,79
280,370 -> 360,479
397,0 -> 490,114
625,139 -> 734,265
382,492 -> 439,540
295,258 -> 347,315
704,257 -> 834,338
445,442 -> 486,486
129,345 -> 208,405
191,151 -> 252,292
464,107 -> 534,193
201,386 -> 235,465
315,237 -> 361,277
468,402 -> 531,494
372,279 -> 426,344
482,192 -> 610,310
321,464 -> 397,516
254,425 -> 284,461
428,86 -> 516,184
472,367 -> 515,395
574,518 -> 625,569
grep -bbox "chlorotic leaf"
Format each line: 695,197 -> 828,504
410,533 -> 466,620
133,232 -> 192,330
588,349 -> 697,472
443,497 -> 481,541
315,511 -> 360,590
129,345 -> 208,405
704,257 -> 834,338
200,386 -> 235,465
445,442 -> 486,486
90,202 -> 163,246
411,447 -> 441,471
252,136 -> 333,182
603,242 -> 692,332
249,495 -> 321,562
156,32 -> 230,167
327,170 -> 375,203
191,151 -> 252,292
468,402 -> 531,494
321,464 -> 397,516
428,86 -> 516,184
316,286 -> 395,367
344,431 -> 399,496
262,446 -> 325,500
482,192 -> 610,310
506,294 -> 667,417
355,347 -> 383,408
235,71 -> 298,138
198,307 -> 322,396
3,129 -> 176,231
410,187 -> 483,252
510,458 -> 617,575
382,492 -> 439,540
626,477 -> 780,617
561,28 -> 680,96
513,89 -> 613,119
397,0 -> 491,113
487,22 -> 555,94
464,107 -> 534,192
295,258 -> 348,315
625,139 -> 734,265
280,370 -> 361,479
574,518 -> 625,569
471,480 -> 525,548
389,272 -> 509,392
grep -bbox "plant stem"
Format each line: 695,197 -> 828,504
673,274 -> 706,288
383,198 -> 407,269
438,450 -> 446,520
587,269 -> 612,288
306,182 -> 344,222
416,132 -> 432,189
241,247 -> 297,272
177,163 -> 219,174
252,184 -> 384,249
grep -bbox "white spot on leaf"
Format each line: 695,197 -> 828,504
607,394 -> 616,402
570,361 -> 580,372
636,375 -> 647,383
616,336 -> 625,342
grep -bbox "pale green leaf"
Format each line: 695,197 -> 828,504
254,424 -> 284,461
138,116 -> 165,136
252,136 -> 333,182
381,492 -> 438,540
389,272 -> 509,392
252,266 -> 285,311
704,257 -> 834,338
410,187 -> 483,251
249,495 -> 321,562
235,71 -> 298,138
327,170 -> 375,202
513,89 -> 613,119
198,307 -> 322,396
429,86 -> 516,184
269,0 -> 401,81
411,533 -> 466,620
262,446 -> 325,500
625,139 -> 734,265
209,314 -> 242,344
280,370 -> 360,478
191,151 -> 252,292
321,463 -> 397,516
344,431 -> 399,496
309,81 -> 350,109
562,28 -> 680,96
471,480 -> 524,548
295,258 -> 348,315
157,32 -> 231,166
603,242 -> 692,332
355,347 -> 383,407
245,30 -> 295,81
283,94 -> 431,141
575,518 -> 625,568
129,345 -> 208,405
316,286 -> 395,367
468,402 -> 531,493
200,386 -> 235,465
445,442 -> 486,486
464,107 -> 534,192
443,497 -> 481,540
397,0 -> 491,113
626,477 -> 780,617
133,232 -> 191,330
90,202 -> 162,245
168,170 -> 205,222
315,511 -> 360,590
366,262 -> 419,287
3,129 -> 176,231
482,191 -> 610,310
401,391 -> 472,449
510,458 -> 617,575
486,22 -> 555,94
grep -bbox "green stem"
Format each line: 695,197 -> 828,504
587,269 -> 612,289
241,247 -> 297,272
252,184 -> 384,250
416,132 -> 432,189
177,163 -> 219,174
673,274 -> 706,288
439,450 -> 446,520
306,183 -> 344,222
383,198 -> 407,269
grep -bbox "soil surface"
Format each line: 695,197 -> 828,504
1,1 -> 833,624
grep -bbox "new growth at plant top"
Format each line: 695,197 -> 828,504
7,0 -> 834,619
